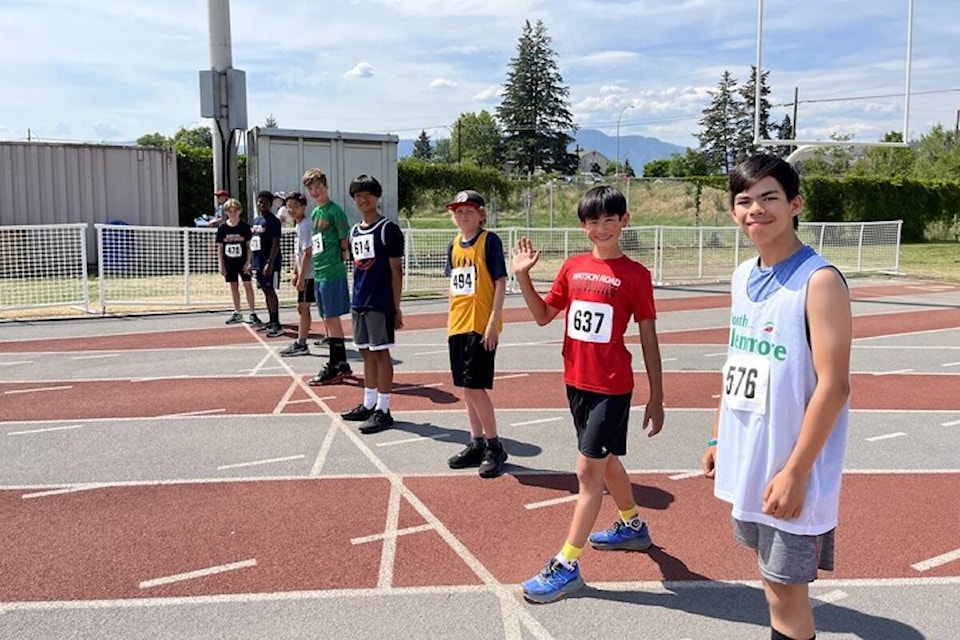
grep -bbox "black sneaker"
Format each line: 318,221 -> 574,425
225,312 -> 244,325
265,323 -> 285,338
248,313 -> 264,327
359,409 -> 394,434
280,342 -> 309,357
309,362 -> 347,386
313,336 -> 329,346
448,441 -> 487,469
341,404 -> 375,421
478,446 -> 508,478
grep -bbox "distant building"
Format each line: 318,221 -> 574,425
577,149 -> 610,174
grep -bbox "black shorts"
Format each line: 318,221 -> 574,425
449,332 -> 496,389
224,266 -> 251,283
566,385 -> 632,458
297,279 -> 316,304
255,268 -> 280,290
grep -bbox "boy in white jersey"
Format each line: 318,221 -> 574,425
702,155 -> 852,640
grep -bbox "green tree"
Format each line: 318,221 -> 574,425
264,114 -> 278,128
497,20 -> 577,176
773,114 -> 794,158
137,132 -> 170,148
794,133 -> 856,176
172,126 -> 213,149
412,130 -> 433,161
696,71 -> 741,174
848,131 -> 915,178
911,124 -> 960,179
642,158 -> 670,177
452,110 -> 504,169
736,66 -> 773,160
433,138 -> 456,164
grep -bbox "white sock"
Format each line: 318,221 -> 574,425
363,387 -> 377,410
553,552 -> 576,569
376,393 -> 390,413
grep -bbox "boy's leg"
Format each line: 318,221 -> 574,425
319,279 -> 350,370
565,453 -> 609,550
762,578 -> 815,640
229,281 -> 241,311
463,388 -> 497,439
298,302 -> 311,341
242,280 -> 256,313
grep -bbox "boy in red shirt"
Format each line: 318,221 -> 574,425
512,185 -> 665,603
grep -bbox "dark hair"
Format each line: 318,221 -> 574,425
349,174 -> 383,198
284,191 -> 307,205
257,190 -> 274,202
577,185 -> 627,222
729,155 -> 802,228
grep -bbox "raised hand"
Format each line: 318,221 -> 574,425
511,236 -> 541,275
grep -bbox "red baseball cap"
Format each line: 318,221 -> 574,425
214,189 -> 229,197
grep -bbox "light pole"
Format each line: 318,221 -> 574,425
616,105 -> 635,180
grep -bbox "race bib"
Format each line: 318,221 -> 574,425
311,232 -> 324,254
449,266 -> 476,296
352,234 -> 375,261
722,353 -> 770,414
249,235 -> 262,252
567,300 -> 613,343
225,243 -> 242,258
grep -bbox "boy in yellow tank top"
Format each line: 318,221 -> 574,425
444,190 -> 509,478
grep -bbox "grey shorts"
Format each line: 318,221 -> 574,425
733,517 -> 835,585
352,309 -> 395,351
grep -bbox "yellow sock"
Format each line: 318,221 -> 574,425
559,542 -> 583,565
619,507 -> 639,524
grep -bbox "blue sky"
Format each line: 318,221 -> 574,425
1,0 -> 957,148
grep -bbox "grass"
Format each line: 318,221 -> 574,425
897,243 -> 960,282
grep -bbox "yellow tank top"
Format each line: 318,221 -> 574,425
447,230 -> 502,336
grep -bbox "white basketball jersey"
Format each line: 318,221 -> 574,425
714,253 -> 849,535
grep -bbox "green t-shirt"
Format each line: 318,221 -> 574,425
310,201 -> 349,282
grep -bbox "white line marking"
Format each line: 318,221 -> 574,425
378,483 -> 402,588
160,408 -> 226,418
912,548 -> 960,572
4,385 -> 72,395
812,590 -> 849,608
511,416 -> 564,427
661,357 -> 677,363
705,352 -> 727,358
71,353 -> 119,361
412,349 -> 447,356
21,485 -> 106,500
942,419 -> 960,427
217,455 -> 305,470
942,361 -> 960,368
668,471 -> 703,481
0,360 -> 34,367
872,369 -> 914,376
866,432 -> 907,442
351,523 -> 435,545
525,494 -> 579,510
130,375 -> 190,382
711,393 -> 721,399
139,559 -> 257,589
285,396 -> 335,405
493,373 -> 530,380
272,379 -> 300,415
392,382 -> 444,392
8,424 -> 83,436
377,434 -> 450,447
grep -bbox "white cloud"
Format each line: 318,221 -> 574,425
473,86 -> 503,102
430,78 -> 458,89
600,85 -> 628,95
344,62 -> 375,79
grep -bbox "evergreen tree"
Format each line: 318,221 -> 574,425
774,114 -> 794,158
736,66 -> 773,160
696,71 -> 741,174
496,20 -> 577,176
264,114 -> 279,128
412,130 -> 433,161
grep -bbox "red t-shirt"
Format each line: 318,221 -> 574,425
544,253 -> 656,395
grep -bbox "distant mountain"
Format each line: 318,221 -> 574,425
397,129 -> 687,175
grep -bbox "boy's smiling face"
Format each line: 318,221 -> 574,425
730,175 -> 802,246
450,205 -> 483,236
581,211 -> 628,255
353,191 -> 379,217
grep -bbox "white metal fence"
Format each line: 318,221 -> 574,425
0,220 -> 902,317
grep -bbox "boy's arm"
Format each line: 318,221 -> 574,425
389,256 -> 403,329
763,268 -> 852,519
638,318 -> 665,437
701,401 -> 722,478
217,243 -> 225,273
511,237 -> 561,325
482,276 -> 507,351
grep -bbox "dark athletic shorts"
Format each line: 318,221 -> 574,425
449,332 -> 496,389
565,385 -> 632,458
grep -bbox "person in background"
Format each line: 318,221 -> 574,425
215,198 -> 259,325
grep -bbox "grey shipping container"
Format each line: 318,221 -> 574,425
246,127 -> 399,225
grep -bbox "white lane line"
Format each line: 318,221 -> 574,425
4,385 -> 72,395
705,352 -> 727,358
866,432 -> 907,442
661,357 -> 677,363
139,559 -> 257,589
525,494 -> 579,510
160,408 -> 226,418
392,382 -> 444,392
285,396 -> 335,405
217,454 -> 305,471
0,360 -> 34,367
412,349 -> 447,356
942,418 -> 960,427
71,354 -> 119,361
511,416 -> 564,427
130,375 -> 190,383
494,373 -> 530,381
872,369 -> 914,376
711,393 -> 721,399
812,589 -> 849,608
942,361 -> 960,368
668,470 -> 703,481
377,484 -> 402,588
377,434 -> 450,447
8,424 -> 84,436
21,485 -> 106,500
272,379 -> 300,415
912,548 -> 960,572
351,523 -> 435,545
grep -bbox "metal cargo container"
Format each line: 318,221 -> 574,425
0,141 -> 179,264
246,127 -> 399,224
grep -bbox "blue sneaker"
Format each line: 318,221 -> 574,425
520,558 -> 584,603
589,519 -> 652,551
